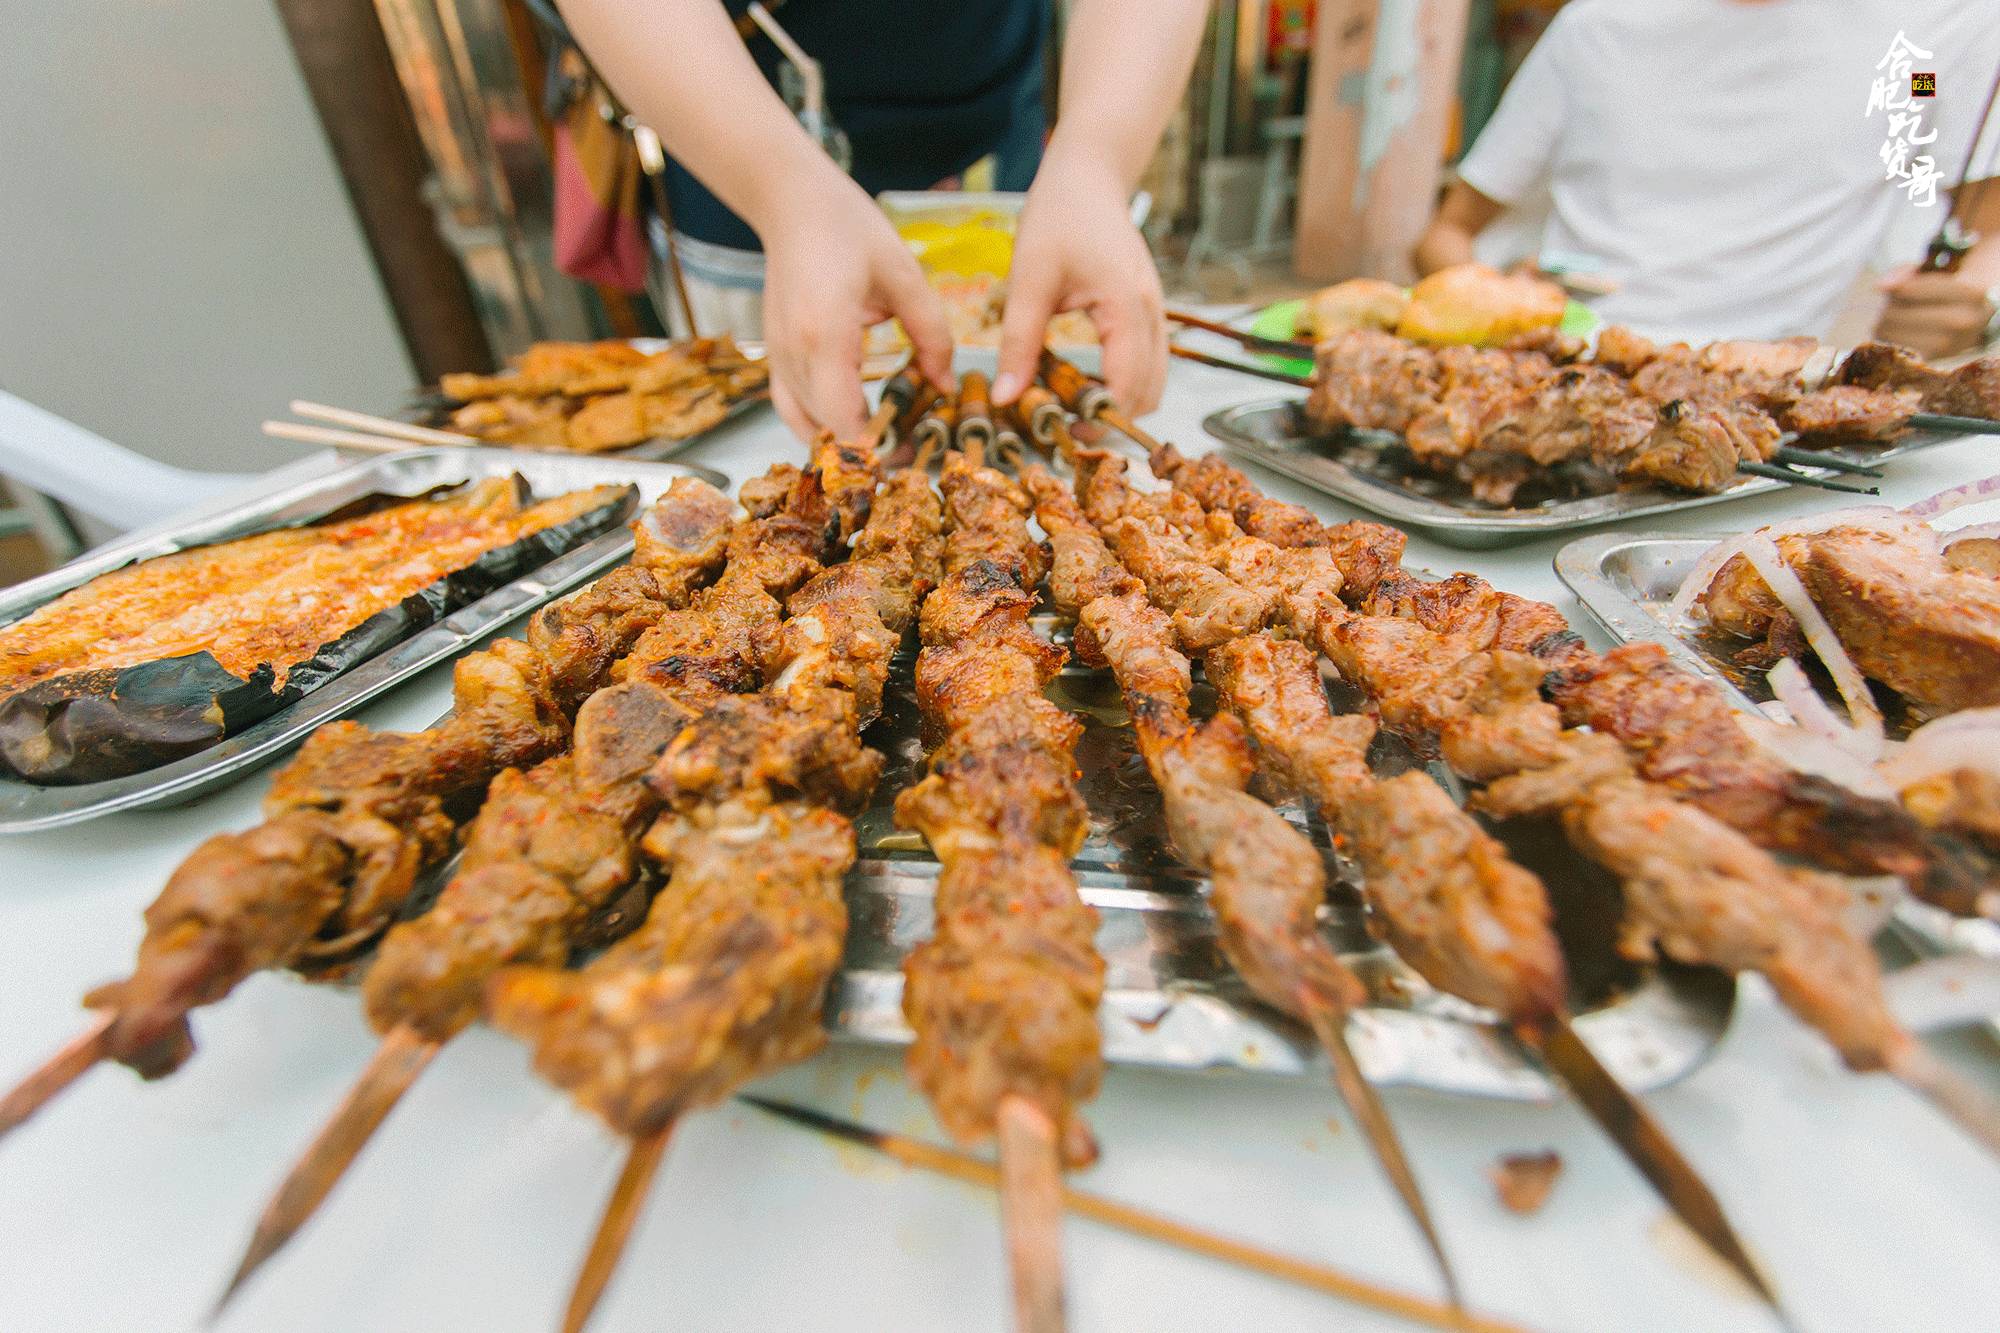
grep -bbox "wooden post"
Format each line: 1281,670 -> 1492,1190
1293,0 -> 1471,284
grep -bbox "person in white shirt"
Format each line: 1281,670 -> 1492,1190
1415,0 -> 2000,356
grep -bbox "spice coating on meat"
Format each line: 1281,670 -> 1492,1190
1695,520 -> 2000,718
898,450 -> 1102,1167
487,459 -> 943,1137
488,798 -> 854,1135
77,481 -> 740,1076
1839,342 -> 2000,419
1207,634 -> 1566,1023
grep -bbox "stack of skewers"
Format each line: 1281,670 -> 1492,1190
4,353 -> 1999,1333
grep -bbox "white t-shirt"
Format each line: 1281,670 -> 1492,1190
1458,0 -> 2000,342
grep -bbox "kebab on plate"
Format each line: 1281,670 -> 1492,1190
484,443 -> 941,1332
1021,457 -> 1463,1309
891,437 -> 1105,1333
0,476 -> 743,1139
1149,442 -> 2000,920
440,337 -> 769,453
211,448 -> 869,1310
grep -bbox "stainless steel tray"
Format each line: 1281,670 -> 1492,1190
0,447 -> 726,833
338,635 -> 1729,1097
825,645 -> 1733,1097
1205,397 -> 1958,549
1554,529 -> 2000,1033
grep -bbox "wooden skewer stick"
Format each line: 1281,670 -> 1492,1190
1885,1038 -> 2000,1163
956,370 -> 996,455
562,1123 -> 677,1333
865,366 -> 929,454
262,420 -> 433,455
1169,343 -> 1314,386
1523,1019 -> 1791,1326
0,1011 -> 114,1143
1306,1005 -> 1464,1315
1165,308 -> 1317,359
289,400 -> 482,448
997,1096 -> 1069,1333
741,1096 -> 1539,1333
208,1025 -> 440,1319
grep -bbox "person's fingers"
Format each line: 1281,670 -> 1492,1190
1095,291 -> 1167,416
880,252 -> 956,391
994,260 -> 1061,405
770,372 -> 818,443
1875,263 -> 1918,292
795,317 -> 870,440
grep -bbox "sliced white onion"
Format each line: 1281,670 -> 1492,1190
1741,534 -> 1884,743
1766,657 -> 1884,762
1879,719 -> 2000,790
1942,520 -> 2000,547
1904,473 -> 2000,519
1665,506 -> 1915,623
1736,713 -> 1897,799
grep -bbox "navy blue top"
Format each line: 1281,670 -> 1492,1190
665,0 -> 1050,249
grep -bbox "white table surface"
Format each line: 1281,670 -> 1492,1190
3,351 -> 1999,1333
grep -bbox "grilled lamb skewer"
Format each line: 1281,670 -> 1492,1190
1021,460 -> 1464,1313
1146,442 -> 2000,918
892,448 -> 1104,1333
485,458 -> 944,1333
0,477 -> 741,1142
208,455 -> 863,1313
1136,440 -> 2000,1162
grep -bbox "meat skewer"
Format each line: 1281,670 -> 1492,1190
208,454 -> 858,1313
1128,434 -> 2000,1166
1141,429 -> 2000,920
1019,456 -> 1465,1312
1030,376 -> 1791,1306
0,476 -> 742,1142
486,450 -> 944,1332
893,445 -> 1105,1333
1175,340 -> 1879,497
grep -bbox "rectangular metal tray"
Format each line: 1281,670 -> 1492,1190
1554,529 -> 2000,1030
0,447 -> 726,834
342,636 -> 1730,1099
823,645 -> 1732,1097
1204,397 -> 1960,549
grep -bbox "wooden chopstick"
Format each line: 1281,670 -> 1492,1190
289,400 -> 480,447
262,420 -> 439,454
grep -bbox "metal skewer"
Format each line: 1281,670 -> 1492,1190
1769,446 -> 1884,477
1909,411 -> 2000,436
1736,461 -> 1879,495
742,1096 -> 1541,1333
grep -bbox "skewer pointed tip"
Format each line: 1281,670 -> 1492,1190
996,1096 -> 1069,1333
0,1011 -> 116,1145
208,1026 -> 438,1322
1887,1038 -> 2000,1165
562,1123 -> 676,1333
1530,1018 -> 1790,1325
1308,1005 -> 1465,1316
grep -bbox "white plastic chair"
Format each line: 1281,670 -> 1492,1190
0,390 -> 255,552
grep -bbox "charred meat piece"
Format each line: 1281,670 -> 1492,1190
1839,342 -> 2000,419
1307,329 -> 1441,435
1778,385 -> 1919,442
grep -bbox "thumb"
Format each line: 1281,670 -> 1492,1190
881,254 -> 956,390
994,266 -> 1060,405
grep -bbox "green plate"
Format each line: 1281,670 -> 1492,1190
1241,293 -> 1600,376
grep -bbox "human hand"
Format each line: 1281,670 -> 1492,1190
992,151 -> 1165,416
757,165 -> 954,440
1875,268 -> 1995,359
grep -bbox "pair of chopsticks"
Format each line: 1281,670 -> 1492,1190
262,402 -> 482,455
